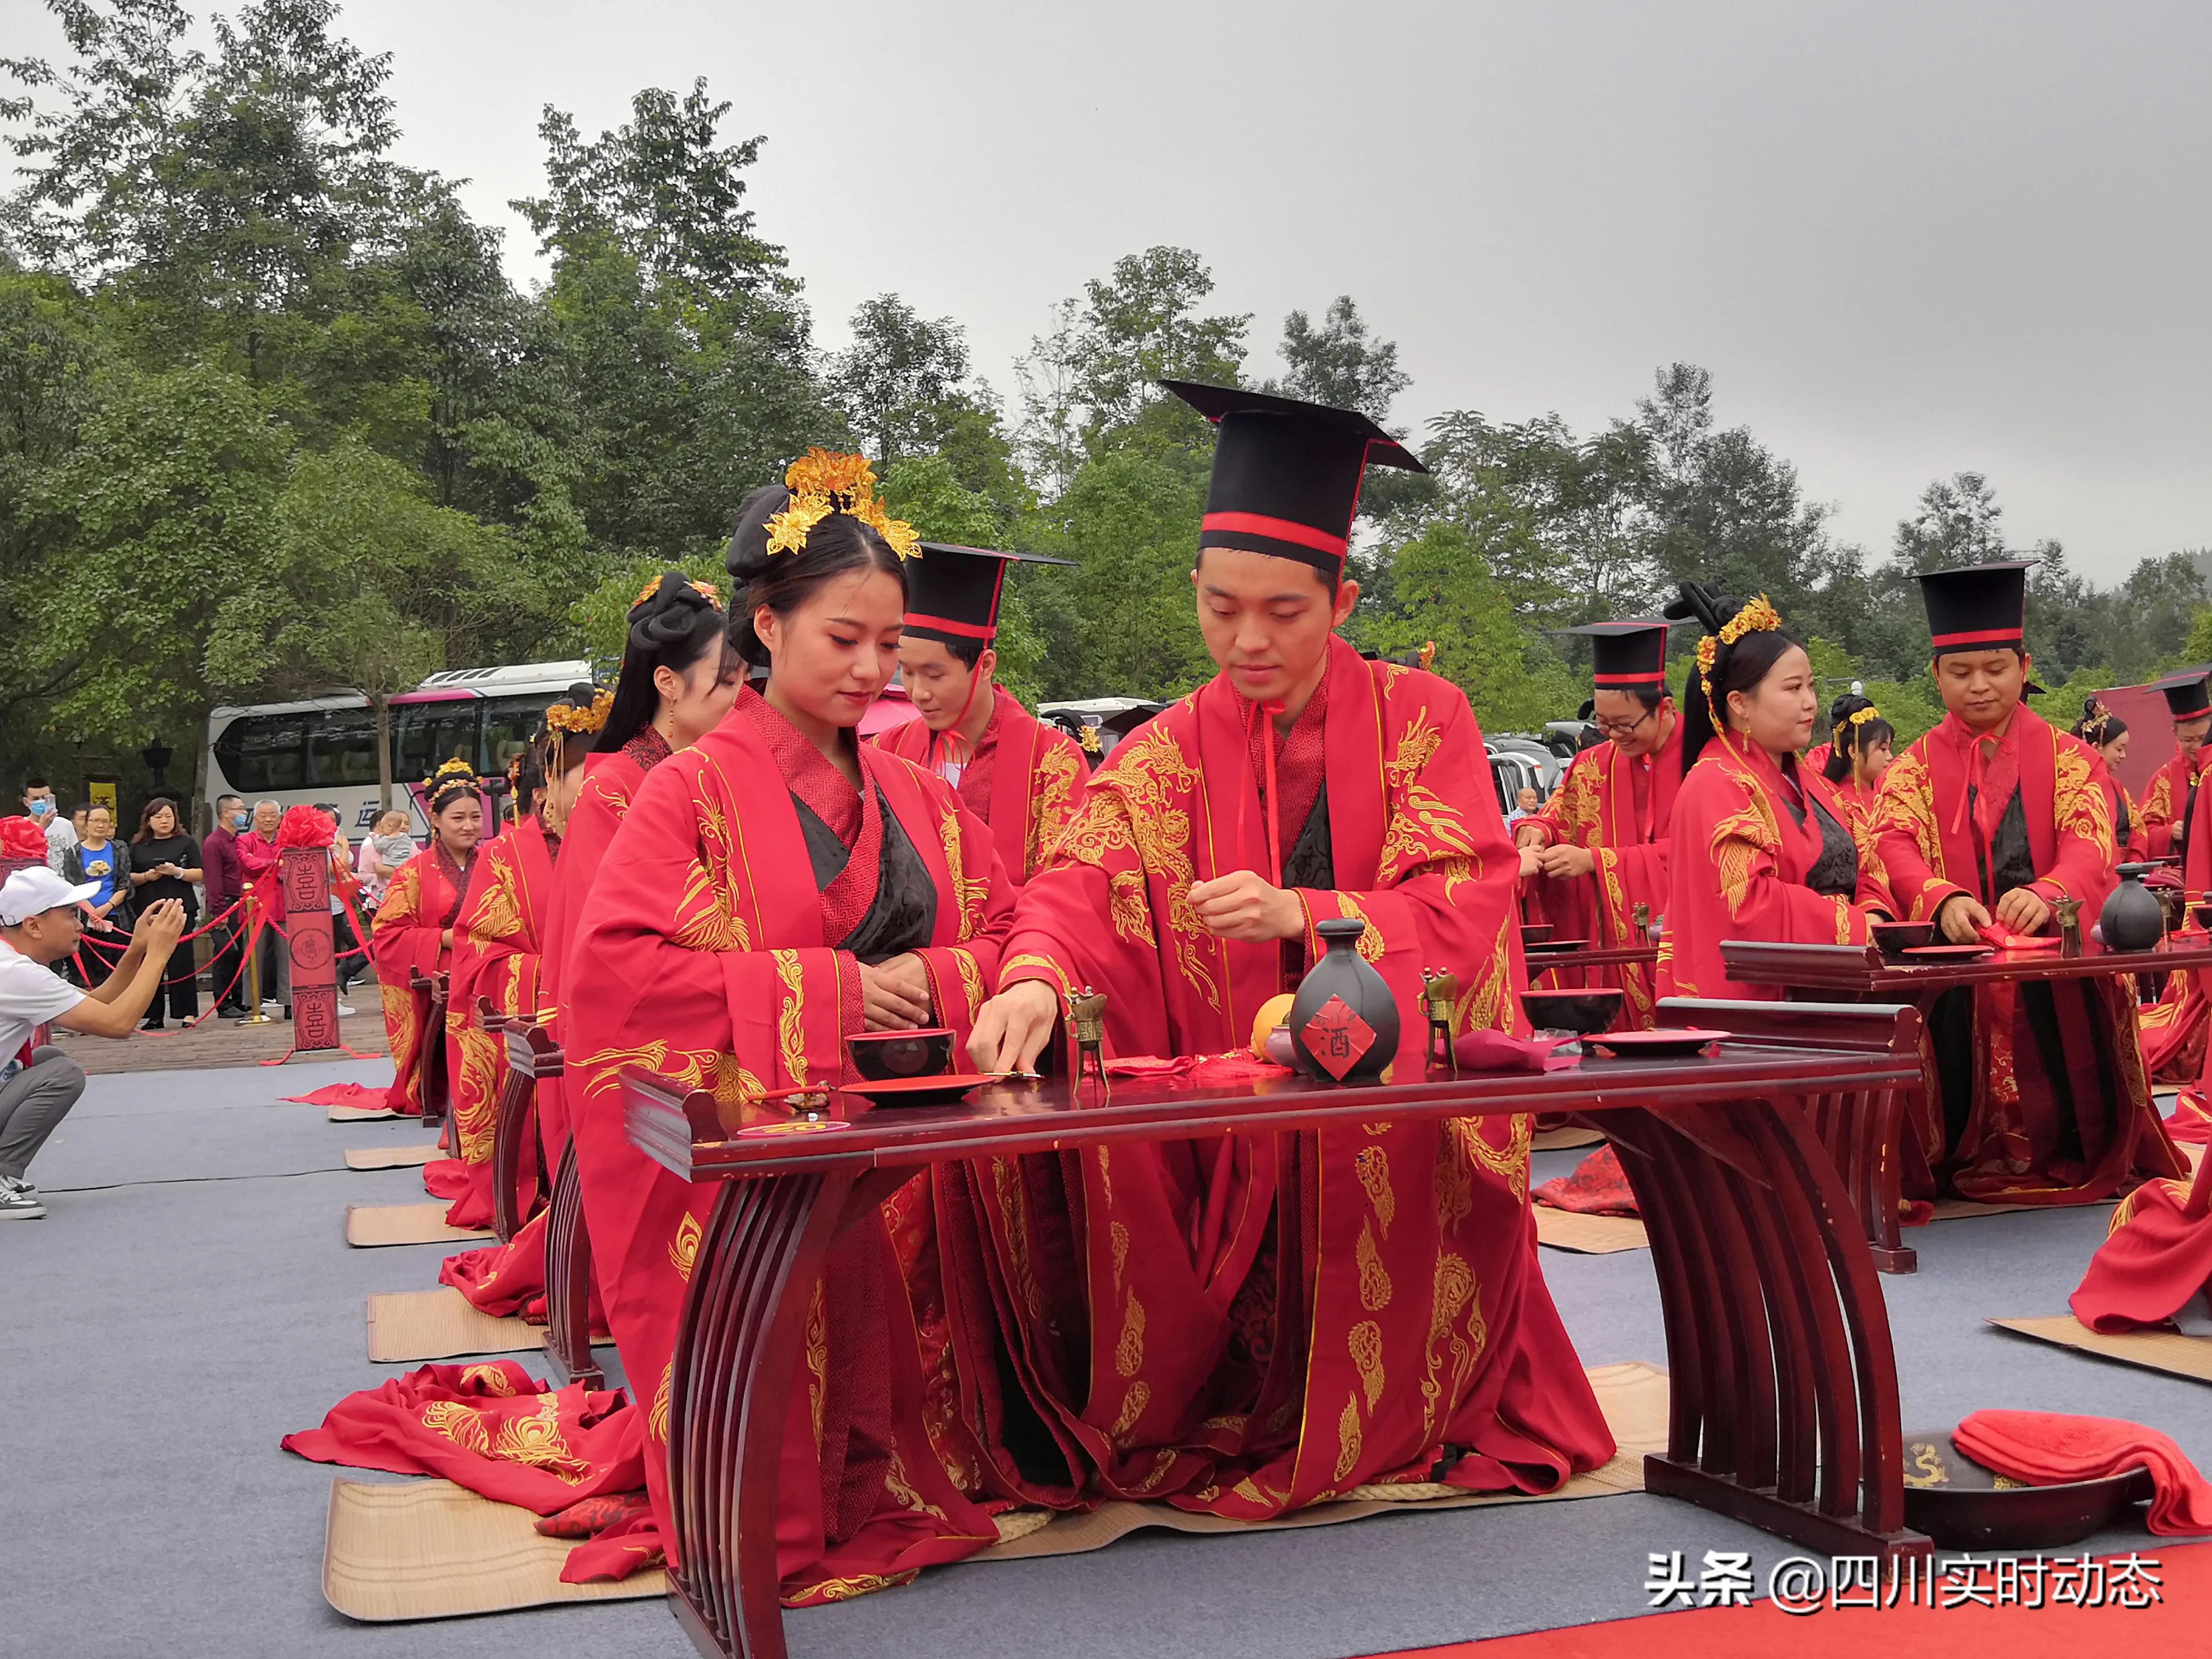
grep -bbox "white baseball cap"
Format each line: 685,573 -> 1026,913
0,866 -> 99,926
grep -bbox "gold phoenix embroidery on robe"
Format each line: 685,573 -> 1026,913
493,1395 -> 591,1482
771,948 -> 808,1086
1029,741 -> 1088,873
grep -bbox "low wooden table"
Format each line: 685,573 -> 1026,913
1721,938 -> 2212,1267
625,1037 -> 1927,1659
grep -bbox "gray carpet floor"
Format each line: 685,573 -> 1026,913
6,1072 -> 2205,1659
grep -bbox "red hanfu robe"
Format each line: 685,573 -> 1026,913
444,731 -> 678,1321
1522,720 -> 1682,1027
961,636 -> 1614,1516
2148,772 -> 2212,1134
369,842 -> 476,1116
2138,748 -> 2208,860
1656,739 -> 1886,1003
565,690 -> 1015,1601
873,685 -> 1089,885
1870,706 -> 2184,1202
422,815 -> 555,1231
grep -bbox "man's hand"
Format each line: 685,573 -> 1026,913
134,898 -> 186,955
854,955 -> 933,1035
1937,894 -> 1992,944
1517,845 -> 1543,881
969,980 -> 1060,1072
860,954 -> 934,1032
1994,887 -> 2053,937
1188,870 -> 1304,942
1513,820 -> 1550,851
1538,844 -> 1596,880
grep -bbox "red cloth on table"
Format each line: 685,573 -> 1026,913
2069,1160 -> 2212,1331
1103,1052 -> 1291,1081
1953,1409 -> 2212,1536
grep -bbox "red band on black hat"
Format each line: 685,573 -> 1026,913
1930,626 -> 2023,649
1201,512 -> 1348,559
1592,672 -> 1666,687
905,613 -> 996,641
2174,702 -> 2212,721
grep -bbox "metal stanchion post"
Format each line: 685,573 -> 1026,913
241,890 -> 270,1024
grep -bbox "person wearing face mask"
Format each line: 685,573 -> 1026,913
559,455 -> 1015,1596
1871,562 -> 2181,1204
1514,620 -> 1679,1027
965,385 -> 1613,1525
19,781 -> 73,875
202,795 -> 252,1018
1655,588 -> 1889,1005
367,762 -> 484,1115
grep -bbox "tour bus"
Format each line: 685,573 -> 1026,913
202,661 -> 593,836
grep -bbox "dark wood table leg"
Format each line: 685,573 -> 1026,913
1598,1097 -> 1932,1560
541,1141 -> 601,1389
489,1027 -> 531,1243
665,1168 -> 850,1659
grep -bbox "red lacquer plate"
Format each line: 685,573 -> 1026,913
1579,1028 -> 1731,1059
1901,944 -> 1996,961
836,1072 -> 1005,1108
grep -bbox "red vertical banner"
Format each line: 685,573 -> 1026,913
282,845 -> 340,1052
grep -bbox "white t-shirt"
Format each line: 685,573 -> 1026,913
0,938 -> 84,1073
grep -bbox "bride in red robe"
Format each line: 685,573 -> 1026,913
425,689 -> 602,1231
1819,698 -> 1893,838
564,459 -> 1015,1600
1658,590 -> 1888,1002
369,760 -> 483,1115
444,576 -> 742,1319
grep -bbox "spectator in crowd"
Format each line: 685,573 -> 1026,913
202,794 -> 250,1020
127,797 -> 203,1031
0,869 -> 187,1219
21,780 -> 72,874
356,809 -> 417,915
1505,784 -> 1542,827
236,800 -> 288,1015
314,805 -> 361,1013
63,807 -> 131,984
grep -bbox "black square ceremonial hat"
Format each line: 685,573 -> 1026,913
1554,620 -> 1672,691
2156,668 -> 2212,722
902,542 -> 1073,648
1163,380 -> 1427,577
1916,561 -> 2033,657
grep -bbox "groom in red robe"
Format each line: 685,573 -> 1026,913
964,381 -> 1613,1516
1869,561 -> 2183,1202
874,541 -> 1089,887
2136,668 -> 2212,860
1515,619 -> 1679,1027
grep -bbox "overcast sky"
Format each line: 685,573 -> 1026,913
12,0 -> 2210,581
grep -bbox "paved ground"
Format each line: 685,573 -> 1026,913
9,1065 -> 2207,1659
51,967 -> 391,1075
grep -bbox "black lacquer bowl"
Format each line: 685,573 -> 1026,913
1900,1428 -> 2153,1550
1518,989 -> 1624,1036
846,1027 -> 955,1082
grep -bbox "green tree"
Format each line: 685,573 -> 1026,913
1267,295 -> 1409,422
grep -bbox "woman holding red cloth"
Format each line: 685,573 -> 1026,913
442,577 -> 741,1320
369,762 -> 482,1115
564,456 -> 1015,1599
1658,588 -> 1888,1001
